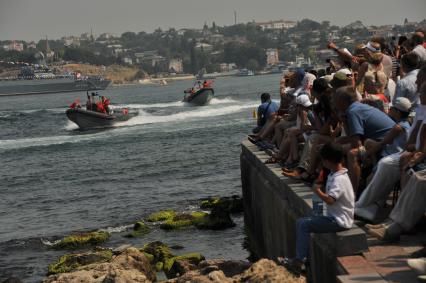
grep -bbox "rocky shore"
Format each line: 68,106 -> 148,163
39,246 -> 304,283
5,196 -> 283,283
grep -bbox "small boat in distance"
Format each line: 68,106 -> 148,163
183,80 -> 214,106
66,92 -> 134,130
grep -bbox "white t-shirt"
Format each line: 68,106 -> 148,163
413,45 -> 426,62
325,168 -> 355,229
408,105 -> 426,150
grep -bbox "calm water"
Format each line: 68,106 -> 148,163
0,74 -> 281,282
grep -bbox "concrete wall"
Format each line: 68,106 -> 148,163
240,140 -> 368,283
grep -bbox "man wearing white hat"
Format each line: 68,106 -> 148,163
355,97 -> 412,221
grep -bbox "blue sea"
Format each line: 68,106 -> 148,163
0,74 -> 281,282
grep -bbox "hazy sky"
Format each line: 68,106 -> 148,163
1,0 -> 425,41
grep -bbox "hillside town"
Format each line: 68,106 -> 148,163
0,18 -> 425,82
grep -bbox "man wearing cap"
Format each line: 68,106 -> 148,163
355,97 -> 412,221
332,86 -> 395,192
366,82 -> 426,243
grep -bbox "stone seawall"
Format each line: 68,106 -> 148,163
240,140 -> 368,283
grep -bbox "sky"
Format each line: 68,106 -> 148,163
0,0 -> 425,41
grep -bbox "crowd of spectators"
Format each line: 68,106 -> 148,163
248,30 -> 426,278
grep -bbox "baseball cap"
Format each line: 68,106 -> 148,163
296,94 -> 313,107
392,97 -> 412,113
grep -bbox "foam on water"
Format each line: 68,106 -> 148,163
114,97 -> 238,110
0,133 -> 101,151
116,102 -> 257,127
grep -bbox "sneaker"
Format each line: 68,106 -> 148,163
407,258 -> 426,275
354,204 -> 378,222
365,223 -> 386,229
418,275 -> 426,282
367,226 -> 400,242
365,219 -> 392,230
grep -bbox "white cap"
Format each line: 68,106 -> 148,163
296,94 -> 312,107
393,97 -> 412,113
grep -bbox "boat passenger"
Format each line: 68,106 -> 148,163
96,100 -> 106,113
101,96 -> 111,114
86,94 -> 92,110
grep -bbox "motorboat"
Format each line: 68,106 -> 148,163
183,87 -> 214,106
66,107 -> 133,130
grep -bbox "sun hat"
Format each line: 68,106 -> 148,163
364,41 -> 381,53
392,97 -> 412,113
333,68 -> 353,80
296,94 -> 313,107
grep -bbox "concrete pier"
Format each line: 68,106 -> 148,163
240,140 -> 368,283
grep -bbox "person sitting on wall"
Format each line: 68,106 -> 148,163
252,92 -> 279,134
278,142 -> 354,276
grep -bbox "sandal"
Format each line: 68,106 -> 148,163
282,169 -> 303,178
264,156 -> 280,164
248,136 -> 259,144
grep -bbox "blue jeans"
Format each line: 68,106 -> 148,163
296,216 -> 347,261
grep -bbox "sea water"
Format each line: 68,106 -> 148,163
0,74 -> 281,282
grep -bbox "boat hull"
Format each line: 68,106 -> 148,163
66,108 -> 131,130
183,88 -> 214,106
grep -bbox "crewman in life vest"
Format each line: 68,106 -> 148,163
69,98 -> 81,109
96,99 -> 106,113
101,96 -> 111,114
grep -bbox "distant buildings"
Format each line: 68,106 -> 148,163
266,48 -> 279,66
62,36 -> 80,47
169,58 -> 183,73
122,57 -> 133,65
134,51 -> 166,66
3,41 -> 24,52
219,63 -> 237,72
195,43 -> 213,52
27,41 -> 37,49
256,20 -> 297,30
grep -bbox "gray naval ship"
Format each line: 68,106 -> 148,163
0,66 -> 111,96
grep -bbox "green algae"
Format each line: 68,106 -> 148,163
53,231 -> 110,250
47,250 -> 112,275
124,221 -> 151,238
160,212 -> 208,230
146,210 -> 176,222
163,253 -> 205,272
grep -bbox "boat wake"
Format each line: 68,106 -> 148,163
114,97 -> 238,110
0,98 -> 257,151
115,101 -> 257,127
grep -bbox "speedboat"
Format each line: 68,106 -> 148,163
66,107 -> 133,130
183,87 -> 214,106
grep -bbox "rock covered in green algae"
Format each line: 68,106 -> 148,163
160,212 -> 208,230
44,247 -> 156,283
47,250 -> 113,274
163,253 -> 205,273
146,210 -> 176,222
141,241 -> 174,264
200,195 -> 243,213
194,205 -> 236,230
139,241 -> 204,276
124,220 -> 151,238
53,231 -> 110,249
